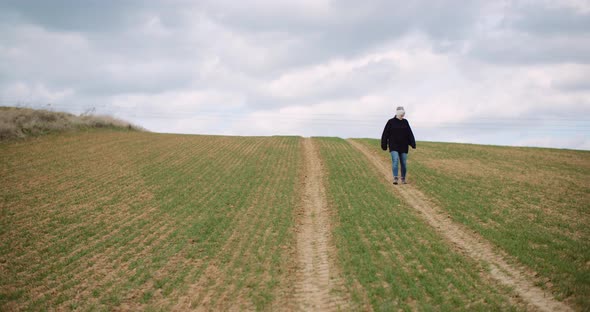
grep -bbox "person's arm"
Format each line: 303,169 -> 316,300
407,120 -> 416,149
381,120 -> 390,151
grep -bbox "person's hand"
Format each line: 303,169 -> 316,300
411,145 -> 416,149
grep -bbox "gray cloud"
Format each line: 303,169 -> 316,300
509,3 -> 590,35
469,32 -> 590,65
467,1 -> 590,65
555,79 -> 590,92
0,0 -> 148,32
0,0 -> 588,149
199,0 -> 483,66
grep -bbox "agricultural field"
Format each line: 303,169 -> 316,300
354,139 -> 590,310
315,137 -> 520,311
1,130 -> 588,311
1,131 -> 302,310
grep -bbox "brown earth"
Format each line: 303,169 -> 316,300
348,139 -> 573,312
293,138 -> 350,311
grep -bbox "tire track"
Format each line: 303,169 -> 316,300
348,139 -> 572,312
294,138 -> 349,311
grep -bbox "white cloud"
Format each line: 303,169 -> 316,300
265,52 -> 397,99
1,82 -> 74,105
110,90 -> 245,114
0,0 -> 588,149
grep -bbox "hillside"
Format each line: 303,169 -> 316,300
351,139 -> 590,310
0,106 -> 143,140
1,131 -> 588,310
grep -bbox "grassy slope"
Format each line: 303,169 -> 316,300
3,130 -> 587,310
357,139 -> 590,310
0,130 -> 301,310
0,106 -> 143,141
315,137 -> 519,311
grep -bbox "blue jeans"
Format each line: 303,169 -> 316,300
390,151 -> 408,178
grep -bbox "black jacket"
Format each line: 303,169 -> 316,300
381,117 -> 416,153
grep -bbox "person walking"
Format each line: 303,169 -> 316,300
381,106 -> 416,185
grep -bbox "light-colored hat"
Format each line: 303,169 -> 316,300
396,106 -> 405,116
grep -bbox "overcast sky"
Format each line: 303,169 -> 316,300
1,0 -> 589,149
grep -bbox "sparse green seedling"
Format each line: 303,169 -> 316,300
316,137 -> 519,310
355,138 -> 590,310
0,131 -> 300,310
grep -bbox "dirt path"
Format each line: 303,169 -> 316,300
294,138 -> 349,311
348,139 -> 572,312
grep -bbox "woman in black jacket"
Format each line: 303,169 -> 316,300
381,106 -> 416,184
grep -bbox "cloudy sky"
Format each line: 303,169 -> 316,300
1,0 -> 589,149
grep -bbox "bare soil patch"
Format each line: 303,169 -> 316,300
294,138 -> 350,311
348,139 -> 573,312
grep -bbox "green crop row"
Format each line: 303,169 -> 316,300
356,138 -> 590,310
2,131 -> 586,311
0,131 -> 301,311
315,137 -> 518,311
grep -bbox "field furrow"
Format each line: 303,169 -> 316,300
293,138 -> 349,311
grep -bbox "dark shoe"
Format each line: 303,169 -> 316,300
393,177 -> 398,185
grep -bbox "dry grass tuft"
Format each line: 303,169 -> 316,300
0,106 -> 145,140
